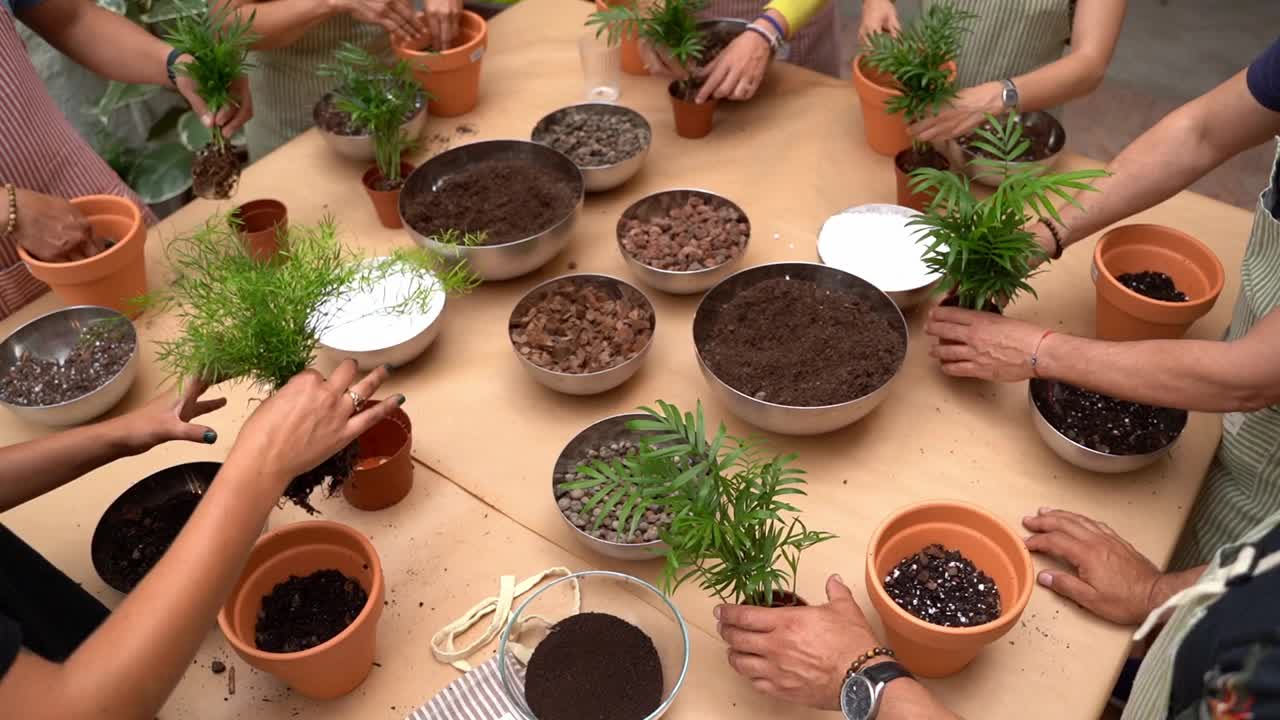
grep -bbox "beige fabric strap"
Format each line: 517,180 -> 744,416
430,567 -> 581,672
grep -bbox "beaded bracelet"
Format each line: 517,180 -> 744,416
1038,217 -> 1066,260
744,24 -> 780,52
844,646 -> 896,681
2,184 -> 16,242
756,12 -> 787,40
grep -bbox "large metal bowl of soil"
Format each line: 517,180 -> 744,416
509,273 -> 655,395
400,140 -> 584,282
0,305 -> 139,427
314,91 -> 428,163
532,103 -> 651,193
693,262 -> 908,435
950,111 -> 1065,188
1029,379 -> 1187,474
617,188 -> 750,295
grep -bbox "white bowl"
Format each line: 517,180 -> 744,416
817,204 -> 942,309
316,263 -> 447,370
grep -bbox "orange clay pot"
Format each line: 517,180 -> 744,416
394,10 -> 487,117
1092,224 -> 1226,341
669,81 -> 716,139
19,195 -> 147,317
232,199 -> 287,262
344,405 -> 413,511
894,148 -> 949,213
594,0 -> 647,75
362,163 -> 414,229
866,500 -> 1034,678
218,521 -> 385,699
853,55 -> 957,157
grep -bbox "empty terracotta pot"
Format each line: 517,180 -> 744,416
218,521 -> 385,699
232,199 -> 287,262
669,82 -> 716,139
1092,224 -> 1225,341
894,148 -> 949,212
594,0 -> 647,75
393,10 -> 487,117
345,405 -> 413,511
852,56 -> 956,157
866,500 -> 1033,678
362,163 -> 414,229
19,195 -> 148,318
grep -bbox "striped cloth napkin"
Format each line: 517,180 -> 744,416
406,656 -> 525,720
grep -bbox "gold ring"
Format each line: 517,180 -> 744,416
348,390 -> 366,413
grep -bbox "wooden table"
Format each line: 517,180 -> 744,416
0,0 -> 1257,717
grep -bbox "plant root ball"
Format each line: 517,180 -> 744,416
283,440 -> 359,514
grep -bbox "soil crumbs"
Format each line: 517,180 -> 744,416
510,277 -> 653,374
525,612 -> 662,720
102,490 -> 201,591
700,277 -> 905,407
534,107 -> 650,167
895,145 -> 950,173
621,194 -> 748,272
192,143 -> 241,200
1032,379 -> 1187,455
557,438 -> 671,544
0,324 -> 135,406
403,160 -> 576,245
255,569 -> 369,654
1117,271 -> 1188,302
884,544 -> 1001,628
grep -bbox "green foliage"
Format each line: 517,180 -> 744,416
560,401 -> 835,605
318,43 -> 425,182
862,1 -> 973,125
165,2 -> 256,148
147,213 -> 477,393
908,113 -> 1109,310
588,0 -> 706,86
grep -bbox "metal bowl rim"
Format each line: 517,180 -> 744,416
816,203 -> 942,293
314,264 -> 448,354
616,188 -> 751,277
0,305 -> 140,411
1027,380 -> 1186,462
957,110 -> 1066,167
530,102 -> 653,170
312,92 -> 428,139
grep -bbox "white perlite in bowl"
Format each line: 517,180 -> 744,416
817,204 -> 942,293
316,264 -> 445,353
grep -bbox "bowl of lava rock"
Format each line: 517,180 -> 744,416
509,273 -> 655,396
0,305 -> 139,426
617,189 -> 750,295
532,103 -> 652,193
1029,378 -> 1188,474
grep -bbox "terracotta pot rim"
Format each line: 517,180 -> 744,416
18,195 -> 143,270
392,10 -> 487,58
361,163 -> 414,192
1093,223 -> 1226,310
853,55 -> 957,99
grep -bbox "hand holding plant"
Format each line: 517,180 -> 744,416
589,0 -> 707,96
862,1 -> 973,129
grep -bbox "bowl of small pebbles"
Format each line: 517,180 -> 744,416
552,413 -> 670,560
531,103 -> 652,193
616,189 -> 750,295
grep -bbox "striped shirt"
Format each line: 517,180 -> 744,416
925,0 -> 1071,94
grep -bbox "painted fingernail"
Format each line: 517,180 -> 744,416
1038,572 -> 1053,588
713,606 -> 721,619
381,362 -> 393,372
396,394 -> 406,406
203,429 -> 217,444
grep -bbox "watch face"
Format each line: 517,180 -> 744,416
840,675 -> 876,720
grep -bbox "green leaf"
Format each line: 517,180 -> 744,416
125,141 -> 192,204
94,81 -> 161,121
177,110 -> 213,151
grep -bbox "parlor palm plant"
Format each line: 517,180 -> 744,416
588,0 -> 706,99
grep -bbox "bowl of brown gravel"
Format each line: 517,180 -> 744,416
509,274 -> 655,395
617,189 -> 750,295
531,103 -> 652,193
0,305 -> 139,426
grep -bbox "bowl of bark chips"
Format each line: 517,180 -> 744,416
617,189 -> 750,295
498,571 -> 690,720
509,273 -> 656,395
692,262 -> 907,435
0,305 -> 138,427
866,501 -> 1034,678
1030,378 -> 1188,474
532,103 -> 652,193
400,139 -> 584,282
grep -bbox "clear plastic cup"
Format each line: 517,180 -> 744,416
579,31 -> 622,102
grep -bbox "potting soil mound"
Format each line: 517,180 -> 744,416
510,278 -> 653,374
699,277 -> 905,407
403,160 -> 577,246
0,325 -> 135,406
1116,271 -> 1189,302
534,107 -> 650,167
620,194 -> 748,272
524,612 -> 663,720
884,544 -> 1001,628
1032,379 -> 1187,455
255,569 -> 369,654
101,490 -> 201,591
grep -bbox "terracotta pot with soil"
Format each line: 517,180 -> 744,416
894,146 -> 950,212
19,195 -> 148,317
232,199 -> 288,262
344,405 -> 413,511
594,0 -> 647,75
852,56 -> 956,157
218,520 -> 384,699
1092,224 -> 1225,341
393,10 -> 488,117
669,81 -> 717,139
363,162 -> 415,229
866,501 -> 1033,677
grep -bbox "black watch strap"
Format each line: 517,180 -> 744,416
165,47 -> 183,86
862,660 -> 913,687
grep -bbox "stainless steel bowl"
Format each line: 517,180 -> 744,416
947,111 -> 1066,189
1029,380 -> 1186,474
693,263 -> 908,435
314,92 -> 429,163
816,203 -> 940,310
531,103 -> 652,193
401,140 -> 585,282
553,413 -> 669,561
617,188 -> 750,295
509,273 -> 655,395
0,305 -> 139,427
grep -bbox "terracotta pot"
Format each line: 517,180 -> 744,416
1092,224 -> 1225,341
393,10 -> 487,117
669,82 -> 716,139
749,591 -> 807,608
218,521 -> 385,699
866,500 -> 1033,678
362,163 -> 414,229
345,405 -> 413,511
852,55 -> 956,157
232,199 -> 287,262
594,0 -> 647,75
19,195 -> 147,317
894,148 -> 950,212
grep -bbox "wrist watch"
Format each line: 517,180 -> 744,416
165,47 -> 183,87
840,661 -> 914,720
1000,78 -> 1020,111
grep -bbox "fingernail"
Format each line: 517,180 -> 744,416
1038,571 -> 1053,588
396,394 -> 406,406
381,362 -> 393,372
1039,506 -> 1052,514
833,573 -> 844,585
202,114 -> 212,127
1022,516 -> 1035,524
712,606 -> 721,619
203,429 -> 217,444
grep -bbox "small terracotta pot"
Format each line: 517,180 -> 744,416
594,0 -> 647,75
852,55 -> 956,157
19,195 -> 147,317
362,163 -> 414,229
218,521 -> 385,699
669,82 -> 716,139
749,591 -> 807,608
866,500 -> 1033,678
393,10 -> 487,117
1092,224 -> 1225,341
894,148 -> 950,213
232,199 -> 287,262
345,405 -> 413,511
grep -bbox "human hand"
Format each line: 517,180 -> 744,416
117,378 -> 228,455
924,307 -> 1051,381
425,0 -> 461,50
908,81 -> 1004,144
175,64 -> 254,139
638,37 -> 688,80
716,576 -> 879,710
858,0 -> 900,42
11,189 -> 101,262
336,0 -> 427,46
695,26 -> 771,104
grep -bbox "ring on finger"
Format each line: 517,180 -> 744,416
348,390 -> 366,413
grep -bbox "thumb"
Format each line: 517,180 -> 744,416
173,422 -> 219,445
826,574 -> 856,607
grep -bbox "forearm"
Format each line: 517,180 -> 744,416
0,419 -> 141,513
880,676 -> 964,720
1150,565 -> 1206,610
217,0 -> 336,50
1011,53 -> 1107,116
22,1 -> 171,85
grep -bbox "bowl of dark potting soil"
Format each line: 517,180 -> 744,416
617,189 -> 750,295
314,91 -> 428,163
817,204 -> 941,309
498,571 -> 689,720
693,262 -> 908,435
91,461 -> 221,593
1029,379 -> 1187,474
509,274 -> 655,396
400,140 -> 584,281
950,111 -> 1065,188
0,305 -> 138,427
315,259 -> 447,370
218,520 -> 384,700
532,103 -> 652,192
553,413 -> 669,561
